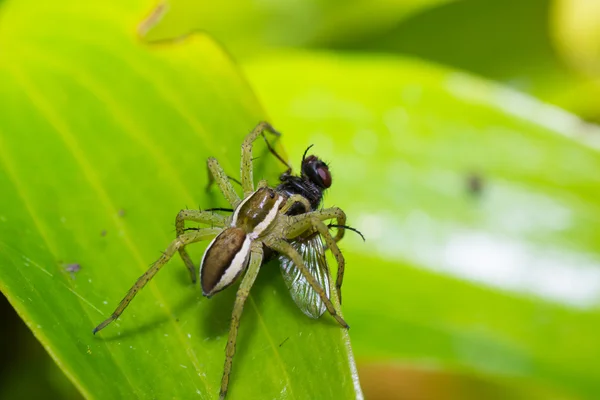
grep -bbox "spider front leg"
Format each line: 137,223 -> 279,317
175,210 -> 227,283
207,157 -> 242,208
241,121 -> 281,197
220,241 -> 264,400
283,208 -> 348,303
285,207 -> 347,242
260,130 -> 292,172
93,228 -> 221,334
280,194 -> 311,214
310,217 -> 346,304
269,239 -> 348,329
205,166 -> 242,193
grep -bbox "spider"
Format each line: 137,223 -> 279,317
93,121 -> 349,399
207,141 -> 359,317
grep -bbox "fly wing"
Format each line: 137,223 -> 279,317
279,234 -> 330,319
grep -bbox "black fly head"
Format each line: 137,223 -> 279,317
276,147 -> 331,215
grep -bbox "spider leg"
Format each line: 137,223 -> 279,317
205,164 -> 242,192
309,217 -> 346,305
175,210 -> 227,283
260,132 -> 292,172
241,121 -> 281,197
280,194 -> 311,214
207,157 -> 241,208
284,207 -> 347,242
269,240 -> 348,329
256,179 -> 269,189
220,241 -> 264,400
93,228 -> 221,334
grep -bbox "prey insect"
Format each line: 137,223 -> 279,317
272,147 -> 345,317
93,122 -> 349,400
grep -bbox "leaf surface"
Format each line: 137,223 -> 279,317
140,0 -> 453,56
244,50 -> 600,399
0,2 -> 359,399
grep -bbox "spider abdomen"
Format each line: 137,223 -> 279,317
201,227 -> 251,297
201,187 -> 285,297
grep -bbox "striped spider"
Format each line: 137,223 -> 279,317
93,122 -> 349,399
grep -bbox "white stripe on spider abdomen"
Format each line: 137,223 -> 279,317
200,187 -> 284,297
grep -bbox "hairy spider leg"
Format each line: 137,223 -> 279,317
280,194 -> 311,215
175,210 -> 228,283
289,207 -> 347,243
284,207 -> 348,304
256,179 -> 269,189
207,157 -> 241,208
310,218 -> 346,305
241,121 -> 281,197
205,121 -> 280,196
93,228 -> 222,334
269,239 -> 348,329
205,170 -> 242,193
219,241 -> 264,400
260,131 -> 292,172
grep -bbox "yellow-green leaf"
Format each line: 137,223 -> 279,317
0,2 -> 360,399
140,0 -> 454,56
244,50 -> 600,399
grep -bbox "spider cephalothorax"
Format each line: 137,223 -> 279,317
93,122 -> 350,399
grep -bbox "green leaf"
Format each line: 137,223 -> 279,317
318,0 -> 600,123
0,1 -> 359,399
243,51 -> 600,399
139,0 -> 600,124
140,0 -> 454,56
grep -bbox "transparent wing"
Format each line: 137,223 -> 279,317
279,233 -> 330,319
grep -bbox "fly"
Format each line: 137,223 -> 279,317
272,146 -> 364,317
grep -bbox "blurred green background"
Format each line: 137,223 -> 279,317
1,0 -> 600,399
